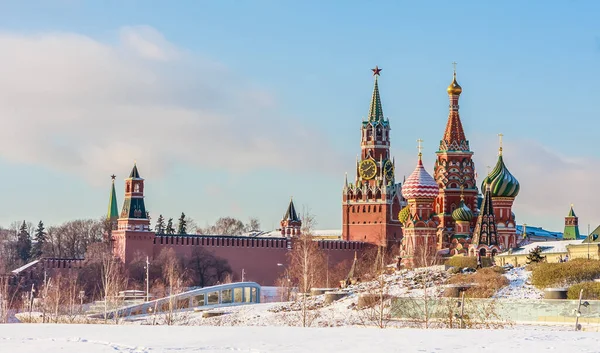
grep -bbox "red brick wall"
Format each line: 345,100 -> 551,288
152,236 -> 366,286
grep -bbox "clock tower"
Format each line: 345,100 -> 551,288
342,67 -> 404,246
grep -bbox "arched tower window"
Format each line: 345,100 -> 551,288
134,183 -> 140,193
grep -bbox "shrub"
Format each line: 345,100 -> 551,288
531,259 -> 600,289
567,282 -> 600,300
446,256 -> 493,269
446,268 -> 509,298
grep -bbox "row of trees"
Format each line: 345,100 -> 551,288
0,218 -> 106,272
153,215 -> 261,236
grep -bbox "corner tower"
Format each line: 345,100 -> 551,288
342,66 -> 403,246
112,163 -> 154,263
434,64 -> 477,248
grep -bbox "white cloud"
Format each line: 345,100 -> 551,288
0,27 -> 342,186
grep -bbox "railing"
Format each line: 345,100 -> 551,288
90,282 -> 261,319
392,297 -> 600,327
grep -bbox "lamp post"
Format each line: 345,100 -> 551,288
587,224 -> 590,260
145,256 -> 150,302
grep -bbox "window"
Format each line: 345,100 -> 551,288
221,289 -> 232,304
192,294 -> 205,307
251,288 -> 258,303
244,287 -> 252,303
234,288 -> 243,303
208,291 -> 219,305
177,298 -> 190,309
134,183 -> 140,193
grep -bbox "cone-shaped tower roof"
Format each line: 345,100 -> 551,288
367,66 -> 385,123
129,162 -> 141,179
107,174 -> 119,221
283,197 -> 300,222
472,184 -> 498,246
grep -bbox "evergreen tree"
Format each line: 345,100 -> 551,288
526,246 -> 545,264
30,220 -> 46,259
177,212 -> 187,235
166,218 -> 175,235
155,214 -> 166,234
16,220 -> 32,264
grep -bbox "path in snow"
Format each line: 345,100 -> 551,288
494,267 -> 544,299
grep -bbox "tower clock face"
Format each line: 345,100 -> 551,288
384,159 -> 394,181
359,159 -> 377,180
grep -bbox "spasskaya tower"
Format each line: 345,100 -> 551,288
342,66 -> 404,246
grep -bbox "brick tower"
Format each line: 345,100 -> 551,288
400,142 -> 439,266
112,163 -> 154,263
280,197 -> 301,236
434,64 -> 478,248
481,134 -> 520,249
342,66 -> 403,246
563,205 -> 580,240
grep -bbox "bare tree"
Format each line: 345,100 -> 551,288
287,209 -> 324,327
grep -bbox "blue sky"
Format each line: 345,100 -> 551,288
0,0 -> 598,232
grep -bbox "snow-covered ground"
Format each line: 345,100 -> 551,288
1,324 -> 599,352
494,267 -> 544,299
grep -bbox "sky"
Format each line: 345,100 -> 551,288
0,0 -> 598,232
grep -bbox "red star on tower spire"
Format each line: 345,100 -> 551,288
371,66 -> 382,76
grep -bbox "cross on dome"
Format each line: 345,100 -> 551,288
417,139 -> 423,157
498,133 -> 503,155
452,61 -> 457,75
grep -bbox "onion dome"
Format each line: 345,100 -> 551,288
447,71 -> 462,95
452,199 -> 474,222
402,154 -> 439,200
481,154 -> 520,198
399,205 -> 410,225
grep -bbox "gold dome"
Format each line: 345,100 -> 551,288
447,73 -> 462,95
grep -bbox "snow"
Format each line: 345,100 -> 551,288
494,267 -> 544,299
2,324 -> 600,352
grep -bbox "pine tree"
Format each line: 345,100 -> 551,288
166,218 -> 175,235
30,220 -> 46,259
526,246 -> 545,264
177,212 -> 187,235
16,220 -> 32,264
155,214 -> 166,234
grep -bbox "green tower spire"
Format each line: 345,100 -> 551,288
107,174 -> 119,221
367,66 -> 385,122
563,204 -> 580,240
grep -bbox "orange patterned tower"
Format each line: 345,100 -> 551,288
434,64 -> 478,248
112,163 -> 154,263
342,66 -> 403,246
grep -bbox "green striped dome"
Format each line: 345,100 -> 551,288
452,200 -> 473,222
481,155 -> 520,198
399,205 -> 410,225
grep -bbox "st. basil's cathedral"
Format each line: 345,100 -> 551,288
342,65 -> 521,265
